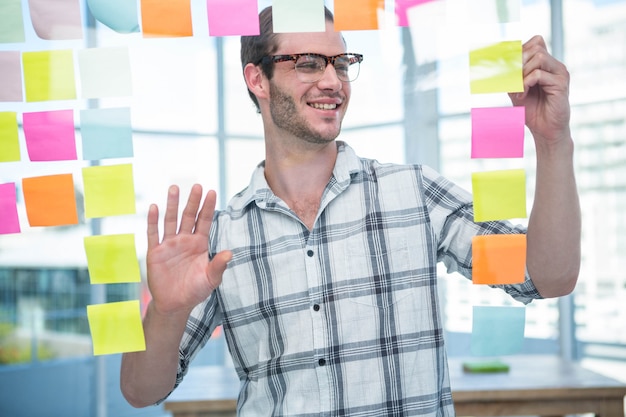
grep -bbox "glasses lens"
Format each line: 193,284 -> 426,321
294,55 -> 326,83
294,54 -> 361,83
338,55 -> 361,82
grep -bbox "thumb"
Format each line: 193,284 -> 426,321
206,250 -> 232,289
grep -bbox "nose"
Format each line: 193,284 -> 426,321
316,64 -> 343,91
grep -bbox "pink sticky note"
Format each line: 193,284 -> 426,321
23,110 -> 77,162
0,183 -> 21,235
471,106 -> 525,159
395,0 -> 436,27
0,51 -> 23,102
28,0 -> 83,40
207,0 -> 260,36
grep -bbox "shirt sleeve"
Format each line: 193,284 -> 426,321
420,165 -> 542,305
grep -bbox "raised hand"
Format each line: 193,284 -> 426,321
509,35 -> 571,148
146,184 -> 231,316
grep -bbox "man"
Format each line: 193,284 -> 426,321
121,6 -> 580,416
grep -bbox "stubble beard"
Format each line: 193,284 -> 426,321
269,82 -> 342,145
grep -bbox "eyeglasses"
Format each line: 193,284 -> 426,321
260,53 -> 364,83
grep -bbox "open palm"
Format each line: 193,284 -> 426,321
146,185 -> 231,316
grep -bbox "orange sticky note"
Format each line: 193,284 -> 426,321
472,234 -> 526,285
22,174 -> 79,227
141,0 -> 193,37
334,0 -> 385,31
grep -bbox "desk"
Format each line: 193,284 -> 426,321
164,355 -> 626,417
450,355 -> 626,416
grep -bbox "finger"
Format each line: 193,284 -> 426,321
147,204 -> 160,250
163,185 -> 180,238
206,250 -> 232,290
195,189 -> 217,237
179,184 -> 203,234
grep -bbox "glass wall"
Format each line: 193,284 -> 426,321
563,0 -> 626,372
1,0 -> 625,415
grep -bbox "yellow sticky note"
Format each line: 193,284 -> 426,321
472,169 -> 526,222
84,234 -> 141,284
469,40 -> 523,94
87,300 -> 146,355
22,50 -> 77,102
82,164 -> 136,218
472,234 -> 526,285
0,112 -> 21,162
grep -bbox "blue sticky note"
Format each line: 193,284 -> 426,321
80,108 -> 133,160
86,0 -> 140,34
471,305 -> 525,356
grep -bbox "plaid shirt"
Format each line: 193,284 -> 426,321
172,142 -> 541,416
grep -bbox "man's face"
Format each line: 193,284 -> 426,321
266,22 -> 352,145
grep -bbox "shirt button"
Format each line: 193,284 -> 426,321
307,250 -> 314,257
313,304 -> 320,311
318,358 -> 326,366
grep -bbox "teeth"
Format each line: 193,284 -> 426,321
310,103 -> 337,110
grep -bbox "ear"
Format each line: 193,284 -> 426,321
244,63 -> 269,101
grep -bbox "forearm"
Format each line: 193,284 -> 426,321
526,136 -> 581,297
120,302 -> 190,407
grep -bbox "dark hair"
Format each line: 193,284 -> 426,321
240,6 -> 335,112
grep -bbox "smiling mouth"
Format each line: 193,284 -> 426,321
309,102 -> 338,110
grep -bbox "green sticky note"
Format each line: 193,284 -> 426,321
472,169 -> 526,222
0,0 -> 26,43
23,50 -> 77,102
84,234 -> 141,284
82,163 -> 136,218
470,40 -> 523,94
87,300 -> 146,355
78,47 -> 132,99
0,112 -> 21,162
462,360 -> 510,373
273,0 -> 326,33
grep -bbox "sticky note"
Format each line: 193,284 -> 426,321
84,234 -> 141,284
87,300 -> 146,355
80,108 -> 134,160
206,0 -> 260,36
0,51 -> 23,101
23,50 -> 77,102
141,0 -> 193,37
86,0 -> 140,34
28,0 -> 83,40
22,174 -> 79,227
0,183 -> 21,235
0,0 -> 26,43
471,106 -> 525,159
395,0 -> 436,27
470,40 -> 523,94
472,169 -> 526,222
272,0 -> 326,33
82,164 -> 136,218
469,0 -> 521,24
472,234 -> 526,285
0,112 -> 21,163
471,305 -> 525,356
335,0 -> 385,31
23,110 -> 78,162
78,47 -> 132,99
